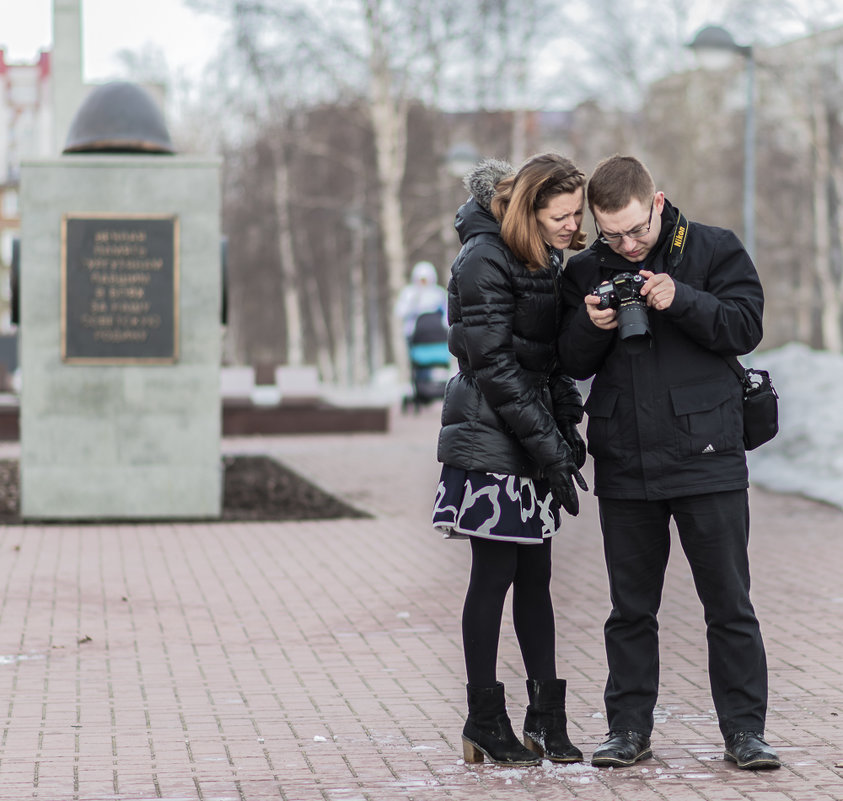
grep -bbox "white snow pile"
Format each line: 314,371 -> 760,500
744,342 -> 843,510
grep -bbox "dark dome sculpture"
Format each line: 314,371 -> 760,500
63,81 -> 175,154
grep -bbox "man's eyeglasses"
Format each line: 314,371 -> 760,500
597,198 -> 655,245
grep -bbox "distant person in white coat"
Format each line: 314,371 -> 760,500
395,260 -> 449,341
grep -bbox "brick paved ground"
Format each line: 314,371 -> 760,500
0,402 -> 841,800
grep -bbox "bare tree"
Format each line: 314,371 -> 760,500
186,0 -> 462,376
219,135 -> 286,366
226,12 -> 308,367
804,60 -> 843,352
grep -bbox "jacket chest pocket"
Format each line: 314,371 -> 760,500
669,380 -> 741,457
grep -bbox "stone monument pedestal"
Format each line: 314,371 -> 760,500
19,153 -> 222,520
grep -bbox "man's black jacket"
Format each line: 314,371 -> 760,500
558,200 -> 763,500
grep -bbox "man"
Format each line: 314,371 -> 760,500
558,155 -> 780,771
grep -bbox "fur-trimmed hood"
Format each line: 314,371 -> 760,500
454,158 -> 514,245
463,158 -> 514,211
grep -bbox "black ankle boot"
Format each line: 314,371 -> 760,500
522,678 -> 583,763
462,683 -> 541,766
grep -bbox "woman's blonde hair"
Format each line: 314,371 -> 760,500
491,153 -> 587,271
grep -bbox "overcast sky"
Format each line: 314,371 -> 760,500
0,0 -> 227,81
3,0 -> 843,97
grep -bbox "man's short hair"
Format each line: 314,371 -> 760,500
587,155 -> 655,213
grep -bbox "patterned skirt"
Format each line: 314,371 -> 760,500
431,464 -> 562,543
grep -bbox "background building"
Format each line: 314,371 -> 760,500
0,48 -> 52,335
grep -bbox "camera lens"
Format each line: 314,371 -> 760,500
617,298 -> 650,340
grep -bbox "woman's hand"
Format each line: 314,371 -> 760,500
546,450 -> 589,517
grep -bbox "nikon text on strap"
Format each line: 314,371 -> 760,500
667,210 -> 688,269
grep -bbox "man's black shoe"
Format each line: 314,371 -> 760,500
724,731 -> 781,769
591,730 -> 652,767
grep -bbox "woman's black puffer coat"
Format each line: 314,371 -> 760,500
437,160 -> 583,479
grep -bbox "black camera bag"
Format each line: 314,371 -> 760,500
725,358 -> 779,451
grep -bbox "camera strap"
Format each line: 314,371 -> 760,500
666,209 -> 689,269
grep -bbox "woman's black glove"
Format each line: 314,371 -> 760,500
558,418 -> 587,469
545,453 -> 589,517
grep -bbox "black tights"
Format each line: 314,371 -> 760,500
462,536 -> 556,687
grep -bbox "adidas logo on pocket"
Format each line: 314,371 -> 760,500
702,444 -> 716,454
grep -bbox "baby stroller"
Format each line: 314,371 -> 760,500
402,310 -> 451,412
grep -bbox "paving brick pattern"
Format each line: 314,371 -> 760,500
0,403 -> 841,800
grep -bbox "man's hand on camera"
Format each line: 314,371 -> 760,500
638,269 -> 675,310
546,455 -> 589,517
585,291 -> 618,330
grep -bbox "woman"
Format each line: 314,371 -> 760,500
432,153 -> 589,766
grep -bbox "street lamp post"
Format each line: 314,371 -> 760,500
688,25 -> 756,261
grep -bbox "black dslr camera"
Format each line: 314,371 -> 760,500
591,272 -> 650,340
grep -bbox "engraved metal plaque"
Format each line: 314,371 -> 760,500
61,214 -> 179,363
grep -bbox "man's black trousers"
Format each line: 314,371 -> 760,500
598,489 -> 768,738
